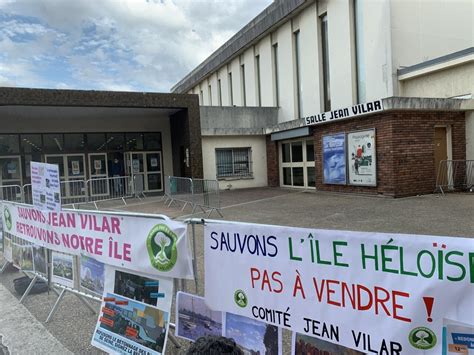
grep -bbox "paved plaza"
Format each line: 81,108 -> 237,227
0,188 -> 473,354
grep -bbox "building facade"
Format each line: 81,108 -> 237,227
172,0 -> 473,195
0,88 -> 202,199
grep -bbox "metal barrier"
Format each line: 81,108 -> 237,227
166,176 -> 222,217
60,179 -> 88,206
23,184 -> 32,204
436,160 -> 474,195
191,178 -> 223,217
167,176 -> 194,211
132,173 -> 146,199
0,184 -> 22,202
86,175 -> 134,208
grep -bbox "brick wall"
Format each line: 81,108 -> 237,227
266,136 -> 279,187
266,110 -> 466,197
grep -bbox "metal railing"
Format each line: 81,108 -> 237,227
87,175 -> 135,208
436,160 -> 474,195
166,176 -> 222,217
167,176 -> 194,211
0,184 -> 22,202
192,178 -> 222,217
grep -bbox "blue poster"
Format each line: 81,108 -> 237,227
322,133 -> 346,184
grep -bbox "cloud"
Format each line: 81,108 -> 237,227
0,0 -> 272,92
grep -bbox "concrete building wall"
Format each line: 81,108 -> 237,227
399,62 -> 474,99
390,0 -> 473,71
275,20 -> 297,122
201,135 -> 268,189
297,2 -> 322,116
256,36 -> 274,107
467,112 -> 474,162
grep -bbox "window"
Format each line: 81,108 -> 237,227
208,84 -> 212,105
228,72 -> 233,105
255,55 -> 261,106
354,0 -> 366,103
240,64 -> 246,106
321,14 -> 331,111
125,133 -> 144,151
294,30 -> 303,117
43,134 -> 64,152
217,79 -> 222,106
0,134 -> 20,154
272,43 -> 279,106
20,134 -> 42,153
216,148 -> 252,178
199,90 -> 204,105
64,133 -> 86,151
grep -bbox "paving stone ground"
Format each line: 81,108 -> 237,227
0,188 -> 472,354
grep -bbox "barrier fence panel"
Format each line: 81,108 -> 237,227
0,185 -> 22,202
60,179 -> 88,206
132,173 -> 146,199
436,160 -> 474,195
86,175 -> 134,208
191,178 -> 222,217
23,184 -> 32,204
167,176 -> 194,211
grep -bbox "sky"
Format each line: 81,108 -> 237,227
0,0 -> 272,92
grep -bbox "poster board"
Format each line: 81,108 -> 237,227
91,266 -> 173,355
31,161 -> 61,211
204,221 -> 474,354
32,245 -> 47,275
347,129 -> 376,186
322,133 -> 347,185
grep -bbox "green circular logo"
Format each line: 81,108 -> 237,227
4,207 -> 12,231
408,327 -> 437,350
234,289 -> 248,308
146,224 -> 178,272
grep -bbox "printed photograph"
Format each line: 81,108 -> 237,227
225,313 -> 280,355
32,246 -> 47,275
176,292 -> 223,342
20,245 -> 34,271
80,255 -> 105,295
52,252 -> 74,287
114,270 -> 161,306
322,133 -> 347,185
97,293 -> 169,354
12,243 -> 21,268
293,333 -> 364,355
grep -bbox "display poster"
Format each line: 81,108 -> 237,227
443,319 -> 474,354
2,201 -> 194,279
20,245 -> 34,272
204,222 -> 474,354
71,161 -> 80,175
292,332 -> 364,354
32,245 -> 47,275
7,161 -> 17,175
12,242 -> 21,268
176,292 -> 223,342
151,158 -> 158,168
80,255 -> 105,295
347,129 -> 376,186
224,312 -> 282,355
322,133 -> 347,185
94,160 -> 102,171
3,234 -> 12,262
52,251 -> 75,288
31,161 -> 61,211
132,159 -> 140,174
91,266 -> 173,355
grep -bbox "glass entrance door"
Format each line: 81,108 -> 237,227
125,151 -> 162,193
45,154 -> 86,199
280,139 -> 315,188
89,153 -> 109,196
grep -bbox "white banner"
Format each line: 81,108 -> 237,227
2,201 -> 194,279
31,161 -> 61,211
204,222 -> 474,354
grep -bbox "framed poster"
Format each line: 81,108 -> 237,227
347,129 -> 376,186
52,252 -> 75,288
322,133 -> 346,185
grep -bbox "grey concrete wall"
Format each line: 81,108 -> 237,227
200,106 -> 278,135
